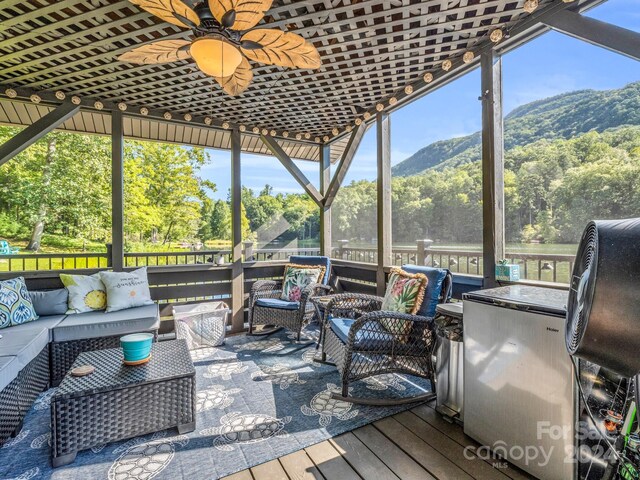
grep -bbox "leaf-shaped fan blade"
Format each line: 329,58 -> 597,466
118,40 -> 192,64
208,0 -> 273,31
129,0 -> 200,28
241,29 -> 321,69
214,57 -> 253,96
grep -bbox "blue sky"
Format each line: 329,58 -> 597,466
202,0 -> 640,200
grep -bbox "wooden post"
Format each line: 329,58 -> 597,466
481,50 -> 505,288
319,144 -> 331,257
243,241 -> 254,262
111,110 -> 124,271
230,129 -> 244,333
376,112 -> 391,296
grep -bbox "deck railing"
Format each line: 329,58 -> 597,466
0,243 -> 575,284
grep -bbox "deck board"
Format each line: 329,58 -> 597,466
226,403 -> 537,480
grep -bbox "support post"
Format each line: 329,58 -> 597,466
481,50 -> 505,288
319,144 -> 331,257
111,110 -> 124,271
376,113 -> 391,296
0,102 -> 80,167
230,129 -> 244,333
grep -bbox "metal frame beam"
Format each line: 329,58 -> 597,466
0,102 -> 80,167
324,124 -> 367,208
230,129 -> 244,333
481,50 -> 505,288
319,144 -> 332,257
544,10 -> 640,62
260,134 -> 323,206
111,111 -> 125,272
376,112 -> 391,296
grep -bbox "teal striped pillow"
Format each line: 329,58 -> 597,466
0,276 -> 38,329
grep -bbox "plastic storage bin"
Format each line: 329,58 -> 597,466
173,301 -> 230,349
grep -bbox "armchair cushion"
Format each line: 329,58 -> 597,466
401,265 -> 450,318
329,316 -> 395,350
280,264 -> 326,301
289,256 -> 331,284
254,298 -> 300,311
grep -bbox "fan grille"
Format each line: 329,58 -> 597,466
566,222 -> 598,354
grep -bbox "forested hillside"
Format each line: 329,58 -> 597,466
392,81 -> 640,176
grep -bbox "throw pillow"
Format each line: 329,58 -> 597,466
380,268 -> 428,336
60,272 -> 107,313
99,267 -> 154,313
29,288 -> 69,316
0,277 -> 38,329
280,263 -> 326,302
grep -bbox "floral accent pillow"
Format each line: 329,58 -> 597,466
60,272 -> 107,313
0,276 -> 38,329
280,264 -> 326,302
380,268 -> 428,335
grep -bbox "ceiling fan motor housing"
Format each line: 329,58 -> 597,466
566,218 -> 640,377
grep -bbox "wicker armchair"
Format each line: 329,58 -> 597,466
321,265 -> 453,405
248,256 -> 332,341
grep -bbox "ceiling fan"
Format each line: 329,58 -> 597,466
118,0 -> 321,96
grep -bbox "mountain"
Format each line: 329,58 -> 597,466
392,81 -> 640,176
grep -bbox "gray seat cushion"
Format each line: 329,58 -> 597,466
52,303 -> 160,342
0,316 -> 65,371
0,356 -> 20,392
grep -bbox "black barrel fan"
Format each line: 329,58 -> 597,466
566,218 -> 640,377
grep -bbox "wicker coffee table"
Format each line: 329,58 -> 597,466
51,339 -> 196,467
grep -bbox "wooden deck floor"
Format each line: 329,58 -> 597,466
221,402 -> 536,480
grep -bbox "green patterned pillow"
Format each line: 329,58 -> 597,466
380,268 -> 428,335
280,264 -> 326,302
60,273 -> 107,313
0,276 -> 38,329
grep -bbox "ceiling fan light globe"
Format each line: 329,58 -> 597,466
191,37 -> 243,78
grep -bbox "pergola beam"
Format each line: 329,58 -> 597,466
543,10 -> 640,62
481,50 -> 505,288
324,124 -> 367,208
0,102 -> 80,167
260,135 -> 323,207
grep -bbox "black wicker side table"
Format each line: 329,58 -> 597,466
51,339 -> 196,468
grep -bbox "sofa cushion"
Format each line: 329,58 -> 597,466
401,265 -> 449,318
329,316 -> 395,350
0,356 -> 20,393
290,255 -> 331,284
255,298 -> 300,310
60,272 -> 107,313
52,303 -> 159,342
99,267 -> 154,313
0,316 -> 64,371
29,289 -> 69,316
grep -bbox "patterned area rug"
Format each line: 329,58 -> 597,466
0,325 -> 432,480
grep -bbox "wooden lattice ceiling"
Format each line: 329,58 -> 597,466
0,0 -> 597,143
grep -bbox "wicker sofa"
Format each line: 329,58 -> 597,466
0,302 -> 160,446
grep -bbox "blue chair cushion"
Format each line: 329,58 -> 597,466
255,298 -> 300,311
329,316 -> 395,350
289,256 -> 331,284
401,265 -> 449,318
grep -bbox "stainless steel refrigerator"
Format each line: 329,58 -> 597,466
463,285 -> 575,480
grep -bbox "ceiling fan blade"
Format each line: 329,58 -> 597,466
240,29 -> 321,69
118,39 -> 192,64
208,0 -> 273,31
214,56 -> 253,96
129,0 -> 200,29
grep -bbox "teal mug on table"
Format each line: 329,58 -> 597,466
120,333 -> 153,362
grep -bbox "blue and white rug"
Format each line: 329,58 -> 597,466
0,325 -> 432,480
